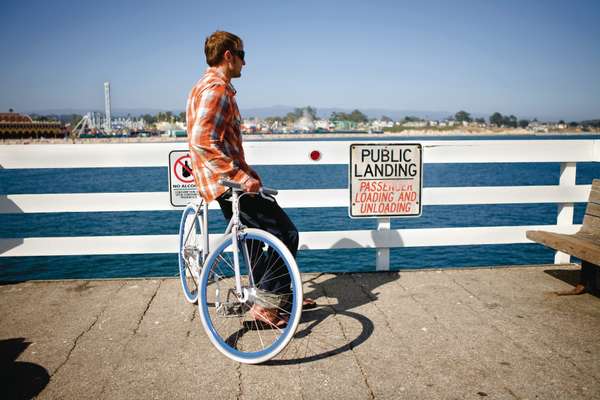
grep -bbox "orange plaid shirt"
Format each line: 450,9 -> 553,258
186,67 -> 260,202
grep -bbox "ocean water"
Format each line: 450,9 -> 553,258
1,135 -> 599,282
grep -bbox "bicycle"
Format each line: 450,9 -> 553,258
178,180 -> 303,364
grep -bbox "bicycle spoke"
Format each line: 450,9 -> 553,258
254,319 -> 265,348
255,252 -> 284,287
214,261 -> 230,279
216,253 -> 236,274
243,242 -> 287,291
256,271 -> 293,288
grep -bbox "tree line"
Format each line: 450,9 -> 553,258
140,111 -> 186,124
264,106 -> 370,124
31,113 -> 83,125
453,110 -> 531,128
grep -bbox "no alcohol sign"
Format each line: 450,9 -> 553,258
168,150 -> 198,207
349,143 -> 423,218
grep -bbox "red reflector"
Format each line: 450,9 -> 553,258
310,150 -> 321,161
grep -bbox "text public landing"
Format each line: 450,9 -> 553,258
354,148 -> 418,179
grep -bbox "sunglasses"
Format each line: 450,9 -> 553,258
230,49 -> 245,62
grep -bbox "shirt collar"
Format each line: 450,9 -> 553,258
205,67 -> 237,94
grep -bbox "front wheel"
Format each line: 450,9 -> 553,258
178,202 -> 205,304
198,228 -> 303,364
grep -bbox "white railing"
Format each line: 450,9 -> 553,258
1,139 -> 599,269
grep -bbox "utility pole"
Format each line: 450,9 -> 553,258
104,82 -> 112,133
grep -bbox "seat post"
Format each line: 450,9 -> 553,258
230,189 -> 243,296
202,201 -> 209,257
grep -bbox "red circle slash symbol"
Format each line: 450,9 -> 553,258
174,155 -> 195,183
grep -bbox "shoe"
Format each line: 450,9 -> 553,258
303,298 -> 317,310
249,304 -> 288,329
555,284 -> 586,296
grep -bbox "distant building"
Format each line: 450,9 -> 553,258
438,120 -> 457,127
241,118 -> 258,133
333,120 -> 357,131
371,120 -> 394,130
314,119 -> 333,131
528,121 -> 549,133
0,111 -> 64,139
155,121 -> 185,132
402,121 -> 427,128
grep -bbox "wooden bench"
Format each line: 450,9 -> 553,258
526,179 -> 600,291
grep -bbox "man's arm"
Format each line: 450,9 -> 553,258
189,85 -> 257,189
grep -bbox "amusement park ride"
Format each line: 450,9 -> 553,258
70,82 -> 145,138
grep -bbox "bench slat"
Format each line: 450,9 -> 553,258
581,214 -> 600,236
526,230 -> 600,266
582,181 -> 600,236
589,180 -> 600,204
585,201 -> 600,218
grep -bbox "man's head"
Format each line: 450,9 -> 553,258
204,31 -> 245,79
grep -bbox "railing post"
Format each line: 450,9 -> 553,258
376,218 -> 390,271
555,162 -> 576,264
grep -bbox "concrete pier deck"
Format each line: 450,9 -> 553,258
1,264 -> 599,400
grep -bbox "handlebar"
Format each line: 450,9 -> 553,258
220,179 -> 242,190
261,187 -> 278,196
219,179 -> 278,196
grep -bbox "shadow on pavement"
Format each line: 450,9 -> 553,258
0,338 -> 49,399
265,271 -> 400,365
544,268 -> 600,299
0,281 -> 29,286
544,268 -> 580,286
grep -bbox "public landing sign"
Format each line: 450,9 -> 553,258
168,150 -> 198,207
349,143 -> 423,218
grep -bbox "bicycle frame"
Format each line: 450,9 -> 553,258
228,189 -> 257,301
189,190 -> 255,302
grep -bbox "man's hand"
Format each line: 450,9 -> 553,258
243,177 -> 261,193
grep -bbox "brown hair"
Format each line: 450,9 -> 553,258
204,31 -> 243,67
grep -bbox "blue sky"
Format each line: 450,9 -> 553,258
1,0 -> 599,120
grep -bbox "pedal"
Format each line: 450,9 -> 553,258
216,302 -> 246,317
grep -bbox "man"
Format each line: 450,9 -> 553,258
186,31 -> 313,326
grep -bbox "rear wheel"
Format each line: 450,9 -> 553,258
178,202 -> 205,304
198,228 -> 302,364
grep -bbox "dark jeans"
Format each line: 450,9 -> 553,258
217,191 -> 299,296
